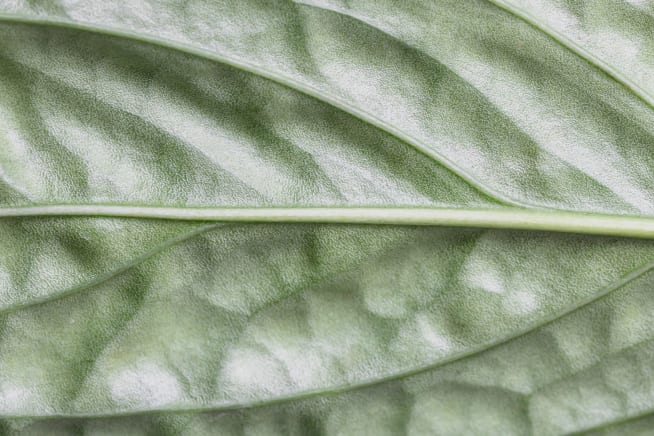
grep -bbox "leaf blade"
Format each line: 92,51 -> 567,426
0,1 -> 653,434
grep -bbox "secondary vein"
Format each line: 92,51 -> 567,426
0,223 -> 220,315
486,0 -> 654,112
0,13 -> 524,208
5,250 -> 654,420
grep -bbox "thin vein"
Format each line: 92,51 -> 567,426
485,0 -> 654,112
67,270 -> 153,407
0,223 -> 220,315
0,14 -> 528,208
568,408 -> 654,435
530,336 -> 654,400
0,173 -> 31,200
5,54 -> 271,202
530,335 -> 654,435
5,253 -> 653,420
291,0 -> 641,208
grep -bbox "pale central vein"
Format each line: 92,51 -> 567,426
2,205 -> 654,239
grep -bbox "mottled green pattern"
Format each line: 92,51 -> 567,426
0,0 -> 653,435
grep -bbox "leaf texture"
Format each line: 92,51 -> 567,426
0,0 -> 653,435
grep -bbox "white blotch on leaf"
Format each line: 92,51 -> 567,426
0,382 -> 39,414
463,259 -> 505,294
505,291 -> 538,316
391,312 -> 454,364
417,314 -> 452,352
109,361 -> 182,408
219,347 -> 291,399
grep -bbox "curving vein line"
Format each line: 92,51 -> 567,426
569,409 -> 654,435
530,335 -> 654,435
291,0 -> 645,210
530,335 -> 654,399
0,223 -> 220,315
0,13 -> 531,208
5,250 -> 654,419
2,45 -> 313,203
0,172 -> 31,200
486,0 -> 654,112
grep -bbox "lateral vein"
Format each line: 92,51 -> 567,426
0,13 -> 524,208
5,254 -> 654,420
486,0 -> 654,112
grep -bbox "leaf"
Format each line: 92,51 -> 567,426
0,0 -> 653,434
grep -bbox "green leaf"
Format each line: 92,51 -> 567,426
0,0 -> 653,434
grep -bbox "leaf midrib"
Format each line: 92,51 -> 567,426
2,205 -> 654,239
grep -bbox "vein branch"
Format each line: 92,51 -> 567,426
486,0 -> 654,112
0,13 -> 524,208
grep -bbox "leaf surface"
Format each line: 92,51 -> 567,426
0,0 -> 653,434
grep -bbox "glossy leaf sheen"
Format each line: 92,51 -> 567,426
0,0 -> 653,435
